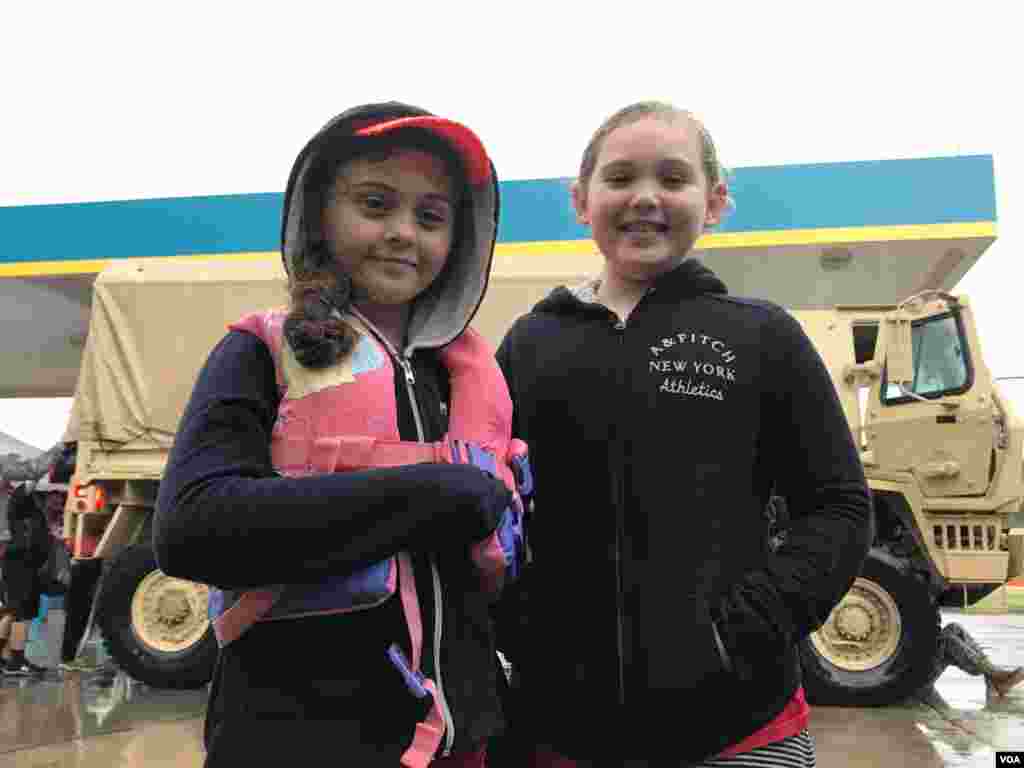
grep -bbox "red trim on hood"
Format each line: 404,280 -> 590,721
356,116 -> 492,185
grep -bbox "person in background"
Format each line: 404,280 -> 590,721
1,477 -> 12,558
32,475 -> 72,674
57,555 -> 103,673
34,478 -> 67,537
1,482 -> 48,676
40,448 -> 105,674
0,480 -> 13,660
923,622 -> 1024,700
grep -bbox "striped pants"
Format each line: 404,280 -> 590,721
528,729 -> 816,767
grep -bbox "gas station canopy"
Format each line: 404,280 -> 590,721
0,154 -> 997,397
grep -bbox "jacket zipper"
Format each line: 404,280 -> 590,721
610,315 -> 627,707
598,287 -> 653,709
347,308 -> 456,757
398,356 -> 456,758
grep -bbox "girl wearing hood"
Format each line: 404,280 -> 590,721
492,102 -> 873,766
155,103 -> 519,767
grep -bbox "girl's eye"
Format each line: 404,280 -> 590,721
605,175 -> 632,187
362,194 -> 390,211
356,192 -> 397,215
662,176 -> 687,188
418,208 -> 449,228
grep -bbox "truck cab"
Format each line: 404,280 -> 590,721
785,292 -> 1023,704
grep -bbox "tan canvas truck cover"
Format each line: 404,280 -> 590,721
65,240 -> 985,481
66,259 -> 290,479
66,255 -> 582,480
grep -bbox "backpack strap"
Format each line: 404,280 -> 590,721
211,589 -> 281,647
396,552 -> 445,767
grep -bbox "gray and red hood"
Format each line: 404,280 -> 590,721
280,101 -> 499,354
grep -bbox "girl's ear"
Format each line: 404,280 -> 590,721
704,182 -> 730,227
571,181 -> 590,226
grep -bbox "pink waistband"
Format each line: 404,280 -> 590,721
716,686 -> 809,757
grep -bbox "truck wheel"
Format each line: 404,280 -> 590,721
799,554 -> 939,706
97,544 -> 217,689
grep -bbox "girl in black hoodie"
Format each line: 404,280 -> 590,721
493,102 -> 873,766
155,103 -> 516,768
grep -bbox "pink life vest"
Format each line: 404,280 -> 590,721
207,309 -> 528,768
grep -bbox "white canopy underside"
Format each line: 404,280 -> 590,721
0,233 -> 993,412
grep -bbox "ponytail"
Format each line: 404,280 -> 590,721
282,270 -> 359,369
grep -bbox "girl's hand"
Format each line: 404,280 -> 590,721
413,464 -> 513,553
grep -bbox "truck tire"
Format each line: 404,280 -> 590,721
799,554 -> 939,706
96,543 -> 217,689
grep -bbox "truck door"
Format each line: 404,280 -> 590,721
865,299 -> 996,497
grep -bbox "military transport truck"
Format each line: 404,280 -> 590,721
63,252 -> 1022,702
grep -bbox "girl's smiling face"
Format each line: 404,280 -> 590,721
573,116 -> 728,284
322,149 -> 455,306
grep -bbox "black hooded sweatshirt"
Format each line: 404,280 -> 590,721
493,259 -> 872,763
154,103 -> 511,766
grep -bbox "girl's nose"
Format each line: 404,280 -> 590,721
629,182 -> 660,210
386,212 -> 417,246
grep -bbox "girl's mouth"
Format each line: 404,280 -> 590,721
375,257 -> 417,268
620,221 -> 668,234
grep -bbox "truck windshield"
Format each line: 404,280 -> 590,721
883,312 -> 971,403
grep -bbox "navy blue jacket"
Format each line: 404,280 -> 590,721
493,259 -> 872,762
155,331 -> 510,764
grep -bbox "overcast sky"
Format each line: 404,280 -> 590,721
1,1 -> 1019,450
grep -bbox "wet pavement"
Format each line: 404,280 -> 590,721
807,610 -> 1024,767
0,667 -> 207,766
1,621 -> 208,767
2,612 -> 1024,766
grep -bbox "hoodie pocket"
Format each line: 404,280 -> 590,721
628,560 -> 732,694
713,578 -> 794,684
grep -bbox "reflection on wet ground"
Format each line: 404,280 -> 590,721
813,612 -> 1024,768
2,612 -> 1024,766
0,665 -> 207,766
1,620 -> 208,766
905,615 -> 1024,766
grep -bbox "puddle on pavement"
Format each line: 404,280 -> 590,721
0,666 -> 207,756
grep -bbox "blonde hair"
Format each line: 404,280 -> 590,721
578,101 -> 729,190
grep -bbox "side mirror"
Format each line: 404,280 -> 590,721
883,312 -> 915,388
